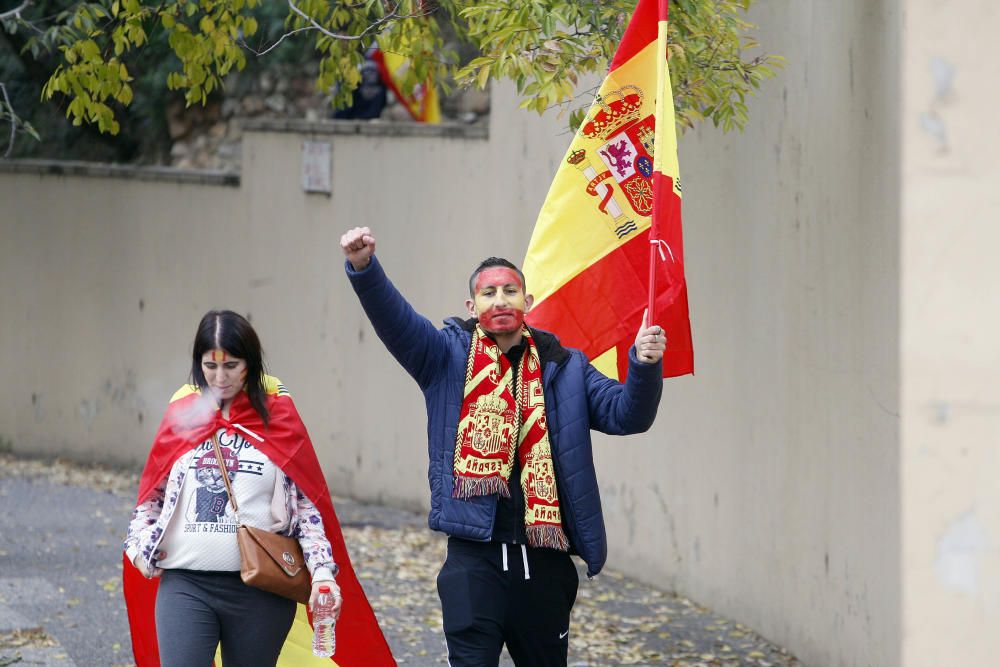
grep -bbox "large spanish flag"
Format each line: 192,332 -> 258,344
123,379 -> 395,666
524,0 -> 693,380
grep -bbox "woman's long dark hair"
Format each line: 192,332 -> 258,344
190,310 -> 269,425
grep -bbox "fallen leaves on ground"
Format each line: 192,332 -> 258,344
342,521 -> 803,666
1,453 -> 804,666
0,453 -> 136,496
0,628 -> 57,649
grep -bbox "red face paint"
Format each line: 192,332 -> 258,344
211,349 -> 228,362
473,268 -> 526,334
475,268 -> 523,292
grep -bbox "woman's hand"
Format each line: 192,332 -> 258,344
309,579 -> 342,620
132,551 -> 165,579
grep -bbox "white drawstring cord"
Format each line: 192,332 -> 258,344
521,545 -> 530,580
501,543 -> 509,572
233,423 -> 264,442
650,238 -> 676,263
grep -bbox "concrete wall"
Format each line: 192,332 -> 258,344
900,1 -> 1000,664
600,2 -> 901,666
0,1 -> 909,664
0,166 -> 246,462
0,122 -> 498,514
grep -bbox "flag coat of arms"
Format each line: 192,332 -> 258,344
524,0 -> 694,380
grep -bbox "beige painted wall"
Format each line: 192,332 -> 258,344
0,1 -> 907,664
0,174 -> 247,461
901,0 -> 1000,664
598,2 -> 901,666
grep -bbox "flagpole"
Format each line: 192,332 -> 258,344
648,240 -> 657,323
647,0 -> 670,326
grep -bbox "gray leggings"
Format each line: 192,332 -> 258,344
155,569 -> 296,667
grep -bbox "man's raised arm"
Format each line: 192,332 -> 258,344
341,226 -> 447,389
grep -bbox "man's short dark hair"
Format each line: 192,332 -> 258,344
469,257 -> 526,296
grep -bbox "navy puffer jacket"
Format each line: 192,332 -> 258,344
347,257 -> 663,577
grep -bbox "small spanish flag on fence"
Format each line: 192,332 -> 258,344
524,0 -> 693,380
372,45 -> 441,124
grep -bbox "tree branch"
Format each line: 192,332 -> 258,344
1,82 -> 17,158
287,0 -> 426,42
0,0 -> 31,22
239,1 -> 433,57
239,25 -> 317,57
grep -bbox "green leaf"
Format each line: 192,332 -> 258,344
476,65 -> 490,90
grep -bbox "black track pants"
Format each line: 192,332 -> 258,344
437,537 -> 580,667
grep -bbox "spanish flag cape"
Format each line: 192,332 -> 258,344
122,378 -> 396,666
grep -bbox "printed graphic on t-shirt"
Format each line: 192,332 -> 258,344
181,431 -> 267,533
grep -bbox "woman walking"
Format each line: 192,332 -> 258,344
122,310 -> 394,666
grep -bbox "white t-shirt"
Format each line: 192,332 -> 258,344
158,428 -> 284,571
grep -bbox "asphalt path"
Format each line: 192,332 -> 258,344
0,475 -> 132,666
0,457 -> 804,667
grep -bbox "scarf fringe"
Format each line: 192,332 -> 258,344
526,524 -> 570,551
453,475 -> 512,499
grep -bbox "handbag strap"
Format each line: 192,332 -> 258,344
210,432 -> 242,523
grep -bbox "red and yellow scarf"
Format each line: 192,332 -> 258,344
453,326 -> 570,550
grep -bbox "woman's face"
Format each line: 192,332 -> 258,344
201,349 -> 248,403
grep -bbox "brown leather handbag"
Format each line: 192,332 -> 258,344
211,434 -> 312,604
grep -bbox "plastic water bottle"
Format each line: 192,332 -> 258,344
312,585 -> 337,657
